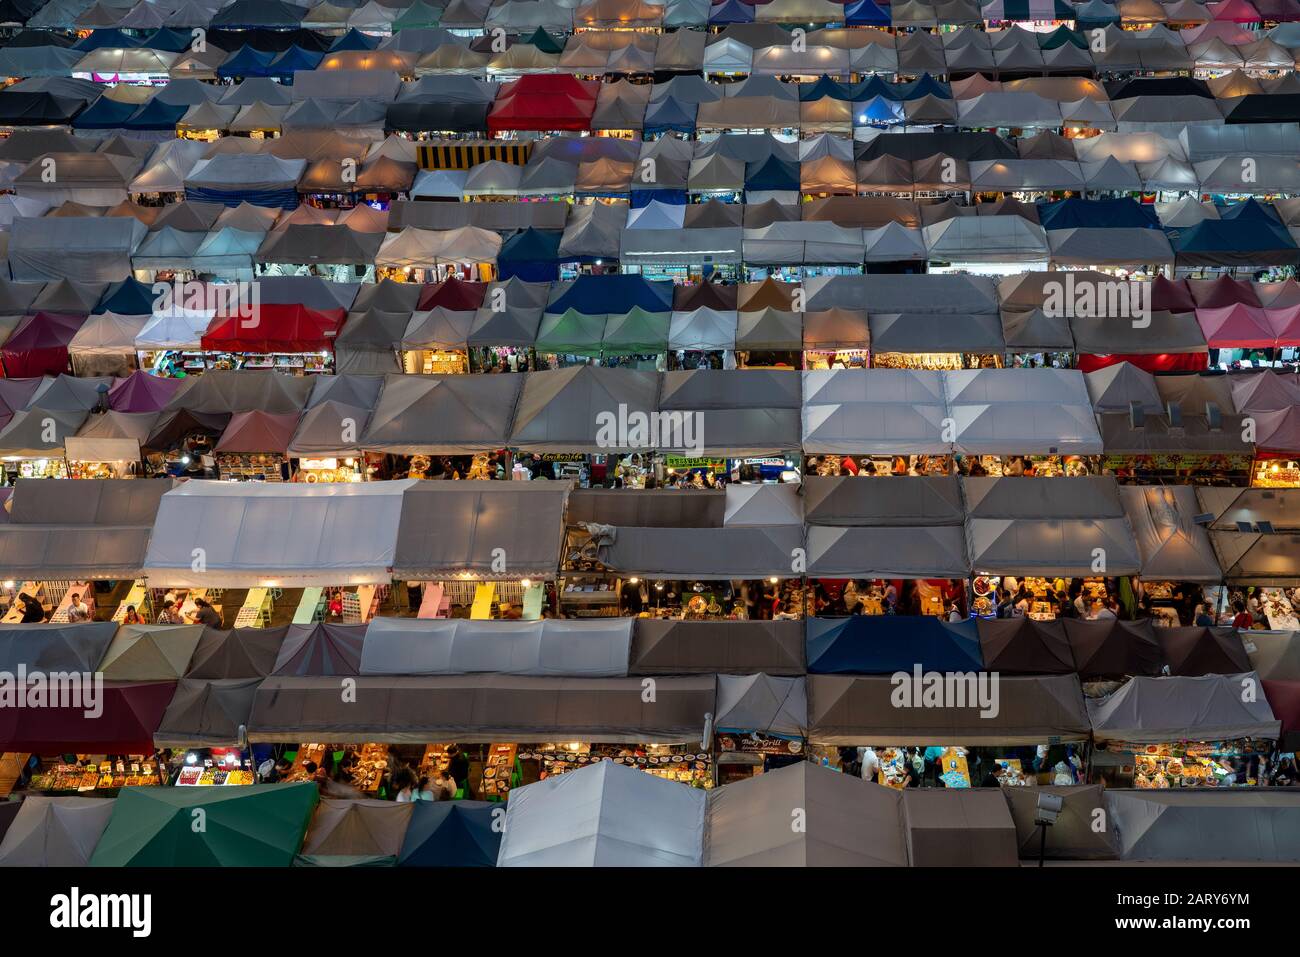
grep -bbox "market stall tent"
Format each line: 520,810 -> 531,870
628,619 -> 805,676
901,789 -> 1020,868
705,762 -> 908,867
0,621 -> 118,675
89,783 -> 318,867
152,677 -> 262,748
0,680 -> 176,754
807,673 -> 1091,746
1088,672 -> 1281,743
185,625 -> 289,680
358,617 -> 632,678
497,759 -> 705,867
142,479 -> 416,587
392,482 -> 570,580
248,674 -> 715,744
976,618 -> 1076,675
296,798 -> 413,867
98,623 -> 205,681
1,311 -> 86,378
397,801 -> 502,868
1002,785 -> 1120,860
806,616 -> 983,675
1104,791 -> 1300,863
0,796 -> 115,868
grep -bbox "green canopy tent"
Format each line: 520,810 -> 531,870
89,783 -> 317,867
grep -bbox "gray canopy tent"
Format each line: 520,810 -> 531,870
628,619 -> 804,675
0,477 -> 172,581
962,476 -> 1142,577
598,525 -> 804,580
392,482 -> 569,580
153,677 -> 262,748
658,368 -> 800,456
509,367 -> 659,453
1104,790 -> 1300,863
1120,485 -> 1224,582
358,617 -> 631,677
803,475 -> 965,526
808,673 -> 1091,746
1087,673 -> 1281,743
714,673 -> 807,738
705,762 -> 908,867
902,789 -> 1021,867
498,759 -> 706,867
1001,784 -> 1120,860
0,621 -> 117,674
0,796 -> 115,867
361,373 -> 520,454
248,674 -> 715,744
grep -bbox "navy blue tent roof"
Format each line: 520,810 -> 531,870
125,98 -> 189,131
806,616 -> 984,675
271,44 -> 324,80
75,29 -> 143,51
72,95 -> 139,130
1167,216 -> 1300,267
0,91 -> 86,125
217,45 -> 278,79
140,28 -> 198,53
1038,198 -> 1160,231
801,75 -> 856,102
709,0 -> 755,23
330,28 -> 380,52
498,228 -> 561,282
1218,198 -> 1283,225
96,278 -> 157,316
744,155 -> 800,191
211,0 -> 308,28
546,274 -> 673,314
397,801 -> 501,868
894,74 -> 953,102
643,96 -> 696,134
845,0 -> 891,25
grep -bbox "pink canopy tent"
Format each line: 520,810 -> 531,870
1195,303 -> 1276,348
109,369 -> 185,412
1255,405 -> 1300,454
213,410 -> 300,455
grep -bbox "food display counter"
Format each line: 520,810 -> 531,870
518,742 -> 712,788
1099,739 -> 1272,789
29,756 -> 164,792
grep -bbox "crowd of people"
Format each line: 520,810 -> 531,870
258,744 -> 472,803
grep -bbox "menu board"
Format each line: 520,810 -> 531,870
480,743 -> 516,798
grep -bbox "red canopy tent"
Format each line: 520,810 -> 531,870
1266,305 -> 1300,346
109,369 -> 186,413
1263,680 -> 1300,751
1195,303 -> 1277,348
487,75 -> 600,134
1210,0 -> 1262,21
0,680 -> 176,753
201,304 -> 346,354
1151,276 -> 1196,312
417,276 -> 487,311
214,409 -> 300,454
1076,352 -> 1210,373
1,312 -> 86,378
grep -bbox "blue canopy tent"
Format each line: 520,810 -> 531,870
1218,198 -> 1284,225
709,0 -> 755,24
72,95 -> 139,130
125,99 -> 189,131
1167,215 -> 1300,268
546,274 -> 674,314
271,45 -> 324,81
630,189 -> 688,208
140,28 -> 198,53
75,29 -> 143,51
397,802 -> 501,868
96,277 -> 157,315
1038,198 -> 1160,231
643,96 -> 697,135
744,155 -> 800,192
801,76 -> 857,102
498,228 -> 562,282
855,95 -> 906,125
894,74 -> 953,101
806,616 -> 984,675
845,0 -> 891,25
329,29 -> 380,52
217,45 -> 278,79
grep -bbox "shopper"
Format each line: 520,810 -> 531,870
18,592 -> 43,623
191,597 -> 221,628
1231,600 -> 1254,630
122,605 -> 143,625
66,593 -> 91,623
432,769 -> 457,801
156,599 -> 183,625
